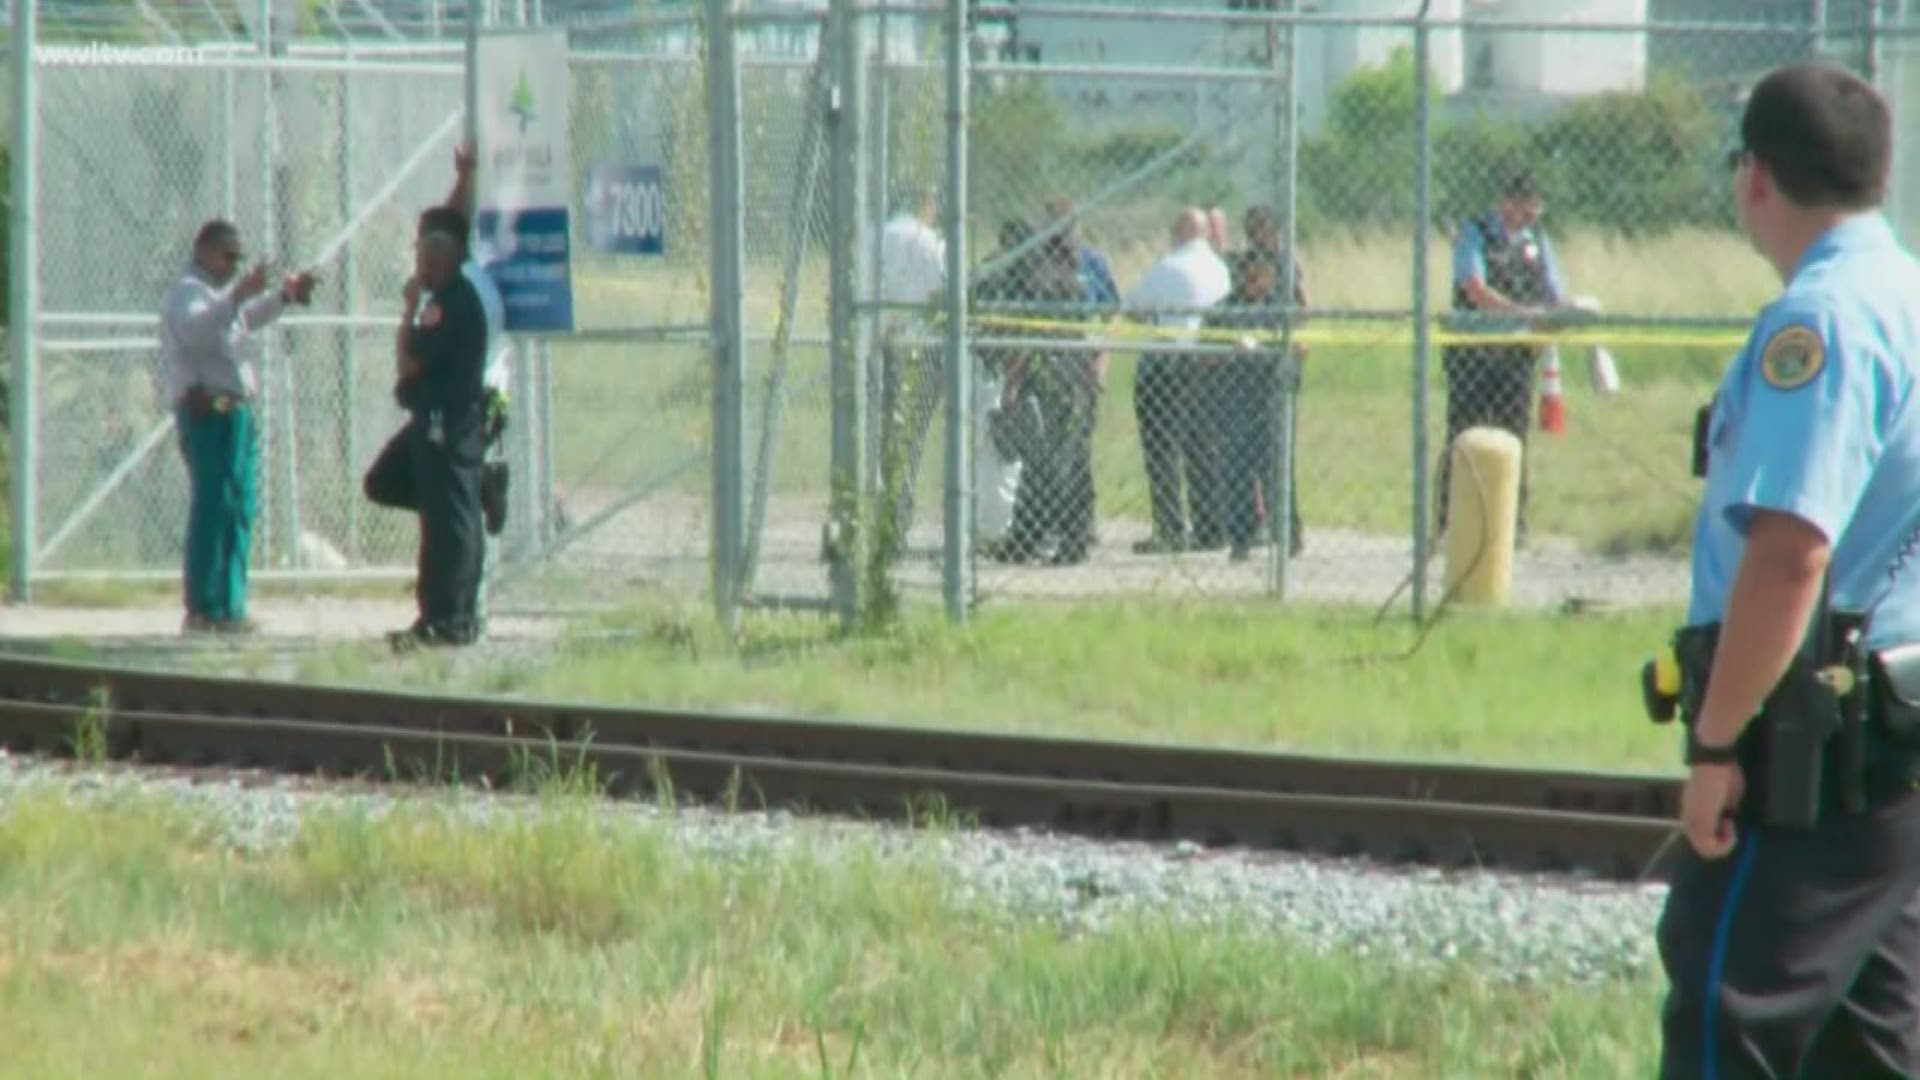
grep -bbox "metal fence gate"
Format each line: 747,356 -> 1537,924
9,1 -> 1920,632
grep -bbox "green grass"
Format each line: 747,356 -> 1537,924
0,786 -> 1663,1078
296,598 -> 1690,776
540,332 -> 1712,557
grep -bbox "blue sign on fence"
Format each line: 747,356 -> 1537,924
476,207 -> 575,333
475,29 -> 574,334
586,163 -> 668,256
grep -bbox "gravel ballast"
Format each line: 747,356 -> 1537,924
0,753 -> 1669,984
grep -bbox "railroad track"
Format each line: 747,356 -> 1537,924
0,655 -> 1685,882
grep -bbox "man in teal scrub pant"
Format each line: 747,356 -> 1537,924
158,219 -> 315,634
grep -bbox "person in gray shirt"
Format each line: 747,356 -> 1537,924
158,219 -> 314,634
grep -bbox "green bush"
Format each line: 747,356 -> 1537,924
1300,48 -> 1731,238
0,141 -> 9,327
1297,50 -> 1428,231
966,77 -> 1220,232
1526,75 -> 1733,236
0,140 -> 10,430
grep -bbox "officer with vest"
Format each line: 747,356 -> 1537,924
1436,170 -> 1569,542
386,216 -> 490,650
1651,64 -> 1920,1079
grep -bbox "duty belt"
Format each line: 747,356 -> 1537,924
1644,616 -> 1920,824
180,387 -> 248,416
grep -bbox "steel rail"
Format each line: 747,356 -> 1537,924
0,656 -> 1683,881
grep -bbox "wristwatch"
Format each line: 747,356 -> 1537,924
1685,727 -> 1742,766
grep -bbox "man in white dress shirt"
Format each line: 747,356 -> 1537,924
159,218 -> 316,634
1125,208 -> 1231,554
876,181 -> 948,556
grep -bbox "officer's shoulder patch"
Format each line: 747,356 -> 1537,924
1759,324 -> 1825,391
419,302 -> 443,329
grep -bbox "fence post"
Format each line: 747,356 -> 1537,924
9,0 -> 37,601
340,47 -> 360,562
1410,4 -> 1435,625
1267,4 -> 1300,600
256,0 -> 302,571
1867,0 -> 1882,83
864,4 -> 889,505
827,0 -> 869,630
706,0 -> 747,632
942,0 -> 971,623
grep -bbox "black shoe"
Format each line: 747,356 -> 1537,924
1132,535 -> 1185,555
481,462 -> 510,537
998,539 -> 1047,565
388,621 -> 477,653
1049,542 -> 1090,567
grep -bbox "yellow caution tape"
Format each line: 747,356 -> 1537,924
966,313 -> 1751,350
576,275 -> 1752,350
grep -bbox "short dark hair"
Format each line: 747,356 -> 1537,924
1740,63 -> 1890,210
418,206 -> 470,242
193,219 -> 239,252
1501,171 -> 1539,201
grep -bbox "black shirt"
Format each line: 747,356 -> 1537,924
399,271 -> 489,415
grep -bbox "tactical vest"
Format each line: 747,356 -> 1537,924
1453,213 -> 1551,311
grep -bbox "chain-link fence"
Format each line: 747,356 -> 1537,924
30,13 -> 467,586
888,1 -> 1920,621
8,1 -> 1920,630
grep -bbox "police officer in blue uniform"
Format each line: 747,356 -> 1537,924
1656,64 -> 1920,1079
1436,170 -> 1568,540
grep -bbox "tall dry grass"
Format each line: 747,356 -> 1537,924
568,223 -> 1779,329
1087,225 -> 1778,317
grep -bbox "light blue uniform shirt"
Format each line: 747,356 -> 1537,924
1451,210 -> 1567,303
1687,214 -> 1920,650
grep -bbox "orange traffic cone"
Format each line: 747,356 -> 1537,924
1538,346 -> 1567,435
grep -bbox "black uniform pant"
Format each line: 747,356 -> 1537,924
1135,355 -> 1221,548
365,407 -> 485,641
1203,356 -> 1302,552
1437,344 -> 1535,535
1657,790 -> 1920,1079
1005,374 -> 1097,562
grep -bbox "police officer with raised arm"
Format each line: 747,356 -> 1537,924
386,216 -> 490,650
160,219 -> 315,635
1654,64 -> 1920,1079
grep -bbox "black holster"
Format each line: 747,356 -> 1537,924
1691,399 -> 1713,478
1668,617 -> 1871,829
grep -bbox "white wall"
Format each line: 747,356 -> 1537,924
1479,0 -> 1648,96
